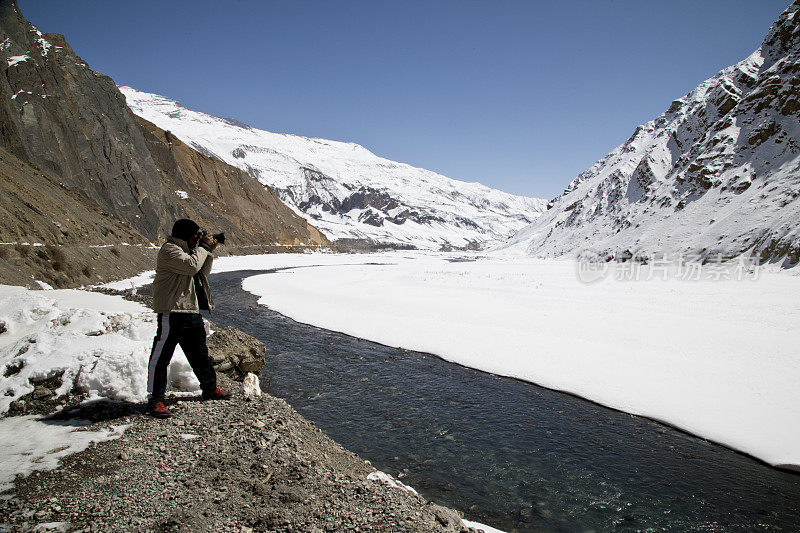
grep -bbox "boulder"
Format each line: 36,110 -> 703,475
206,326 -> 266,380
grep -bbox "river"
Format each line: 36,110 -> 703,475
203,269 -> 800,532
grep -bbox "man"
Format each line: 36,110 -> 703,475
146,218 -> 230,418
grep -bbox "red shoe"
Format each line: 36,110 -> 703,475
202,387 -> 231,401
147,397 -> 171,418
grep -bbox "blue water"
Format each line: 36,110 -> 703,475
207,269 -> 800,532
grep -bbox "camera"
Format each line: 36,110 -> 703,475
200,230 -> 226,244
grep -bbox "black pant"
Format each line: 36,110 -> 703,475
147,313 -> 216,398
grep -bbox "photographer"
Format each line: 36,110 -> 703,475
146,218 -> 230,418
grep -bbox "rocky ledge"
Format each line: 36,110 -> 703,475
0,374 -> 477,532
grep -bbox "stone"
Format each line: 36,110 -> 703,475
238,357 -> 265,374
8,399 -> 25,414
430,504 -> 462,530
32,386 -> 52,399
206,327 -> 266,380
242,373 -> 262,398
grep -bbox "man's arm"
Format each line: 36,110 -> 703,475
198,234 -> 217,277
199,252 -> 214,277
160,244 -> 210,275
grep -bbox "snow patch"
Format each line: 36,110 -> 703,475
34,280 -> 53,290
462,519 -> 507,533
243,372 -> 261,397
0,285 -> 202,414
7,55 -> 30,67
367,470 -> 418,495
0,416 -> 127,492
33,28 -> 51,55
99,271 -> 155,290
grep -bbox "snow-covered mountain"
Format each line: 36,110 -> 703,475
120,87 -> 547,250
497,1 -> 800,265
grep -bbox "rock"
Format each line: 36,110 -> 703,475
33,386 -> 52,399
242,373 -> 262,398
238,356 -> 265,374
206,327 -> 266,380
216,361 -> 234,372
430,504 -> 463,531
8,399 -> 25,414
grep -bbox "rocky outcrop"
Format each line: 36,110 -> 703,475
0,0 -> 165,239
207,326 -> 267,379
498,1 -> 800,265
0,144 -> 155,288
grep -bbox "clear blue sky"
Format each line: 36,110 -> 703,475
20,0 -> 789,199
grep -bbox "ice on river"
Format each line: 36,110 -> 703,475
221,252 -> 800,470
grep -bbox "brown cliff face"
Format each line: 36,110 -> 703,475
0,144 -> 156,288
0,0 -> 328,286
0,0 -> 166,239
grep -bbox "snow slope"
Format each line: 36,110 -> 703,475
497,2 -> 800,265
162,251 -> 800,470
119,86 -> 547,250
0,285 -> 203,414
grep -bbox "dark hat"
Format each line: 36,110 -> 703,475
171,218 -> 200,241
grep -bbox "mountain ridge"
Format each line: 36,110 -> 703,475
120,86 -> 548,250
497,1 -> 800,266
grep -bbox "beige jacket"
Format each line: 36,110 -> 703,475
151,237 -> 214,314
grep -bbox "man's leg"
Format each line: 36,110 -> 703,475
147,313 -> 179,398
177,313 -> 218,394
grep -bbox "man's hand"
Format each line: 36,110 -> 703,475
200,233 -> 218,251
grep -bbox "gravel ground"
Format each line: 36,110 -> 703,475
0,376 -> 477,532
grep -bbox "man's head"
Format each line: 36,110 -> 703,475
171,219 -> 200,245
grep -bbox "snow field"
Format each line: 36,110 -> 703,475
229,252 -> 800,469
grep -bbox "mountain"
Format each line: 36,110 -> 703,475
120,86 -> 548,250
134,114 -> 327,247
0,0 -> 327,286
497,1 -> 800,266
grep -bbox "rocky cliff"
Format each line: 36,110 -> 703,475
0,0 -> 328,287
498,1 -> 800,266
0,0 -> 165,239
0,142 -> 158,288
